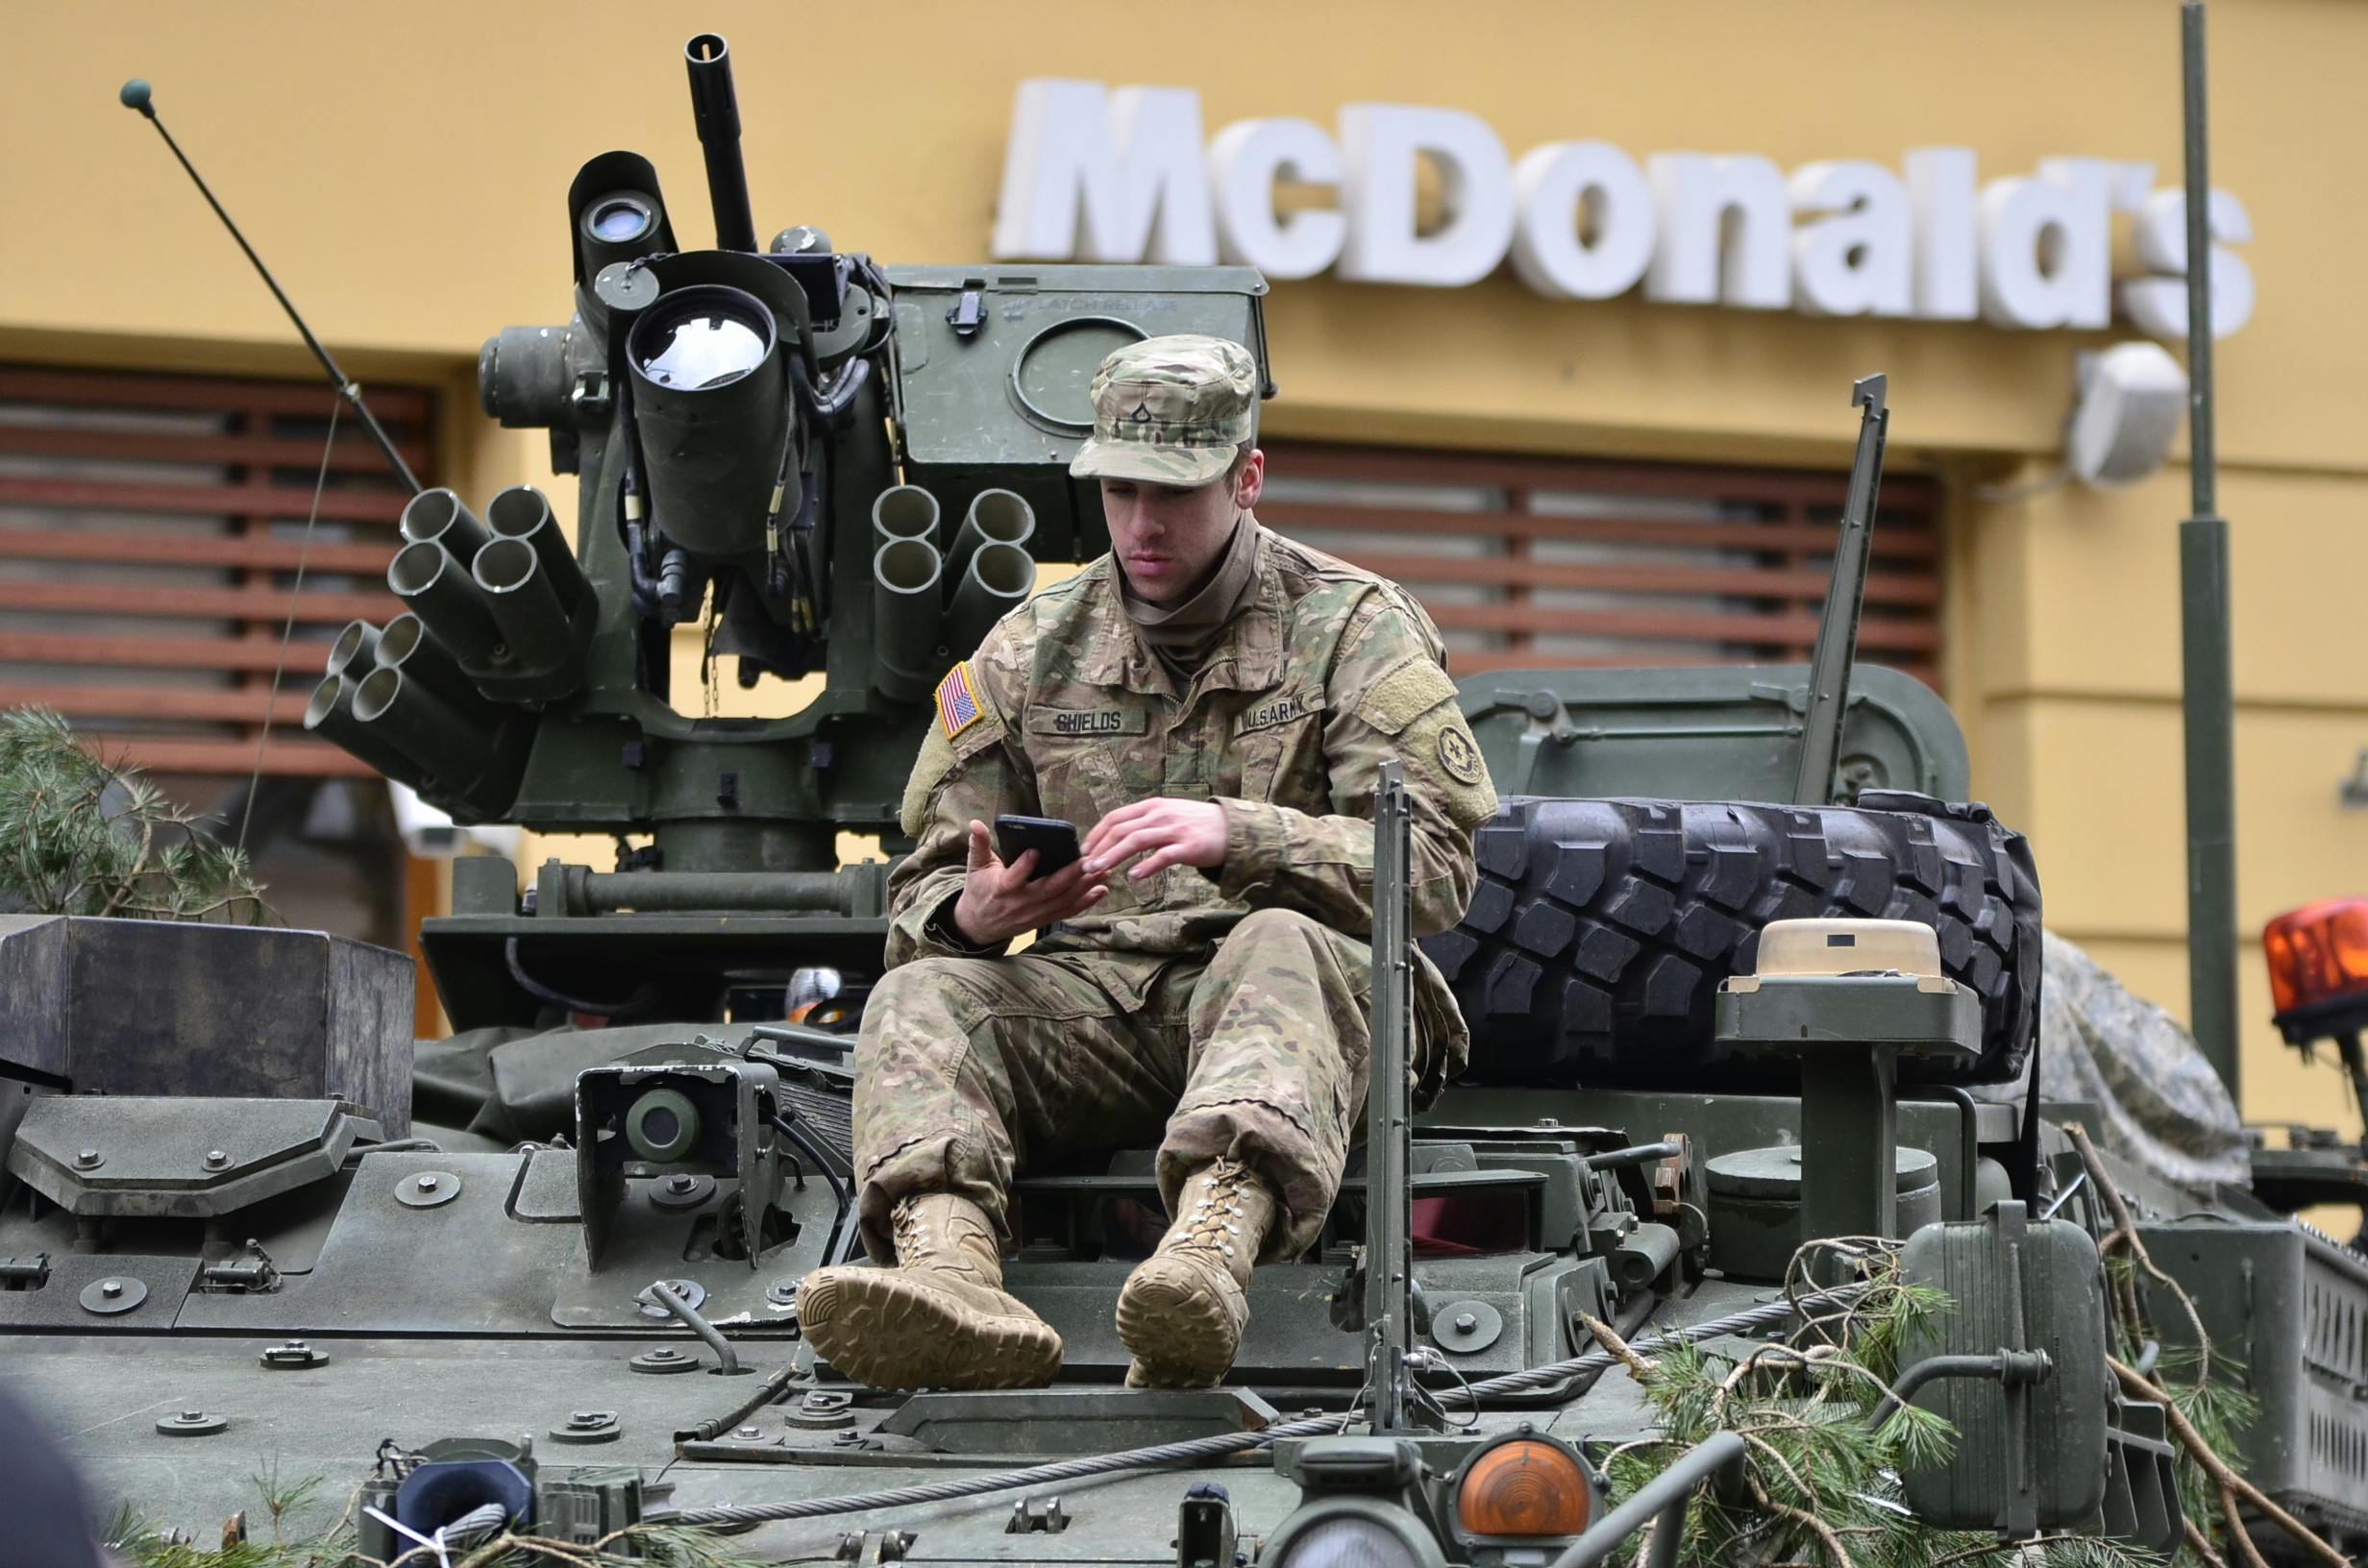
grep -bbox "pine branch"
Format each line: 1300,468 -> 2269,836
2110,1357 -> 2345,1568
0,706 -> 270,924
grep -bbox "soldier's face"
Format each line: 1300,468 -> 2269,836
1100,451 -> 1265,606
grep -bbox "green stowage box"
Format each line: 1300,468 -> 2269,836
1898,1202 -> 2112,1531
883,264 -> 1270,560
2140,1217 -> 2368,1530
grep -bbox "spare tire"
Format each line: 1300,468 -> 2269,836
1422,792 -> 2041,1088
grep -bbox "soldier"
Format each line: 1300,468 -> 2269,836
797,335 -> 1497,1390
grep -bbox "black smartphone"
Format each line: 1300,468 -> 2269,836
995,814 -> 1082,880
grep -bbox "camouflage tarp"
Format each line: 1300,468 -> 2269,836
2038,929 -> 2249,1190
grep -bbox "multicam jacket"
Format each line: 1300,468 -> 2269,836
888,521 -> 1499,1092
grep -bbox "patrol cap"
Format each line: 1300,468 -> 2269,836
1069,334 -> 1257,487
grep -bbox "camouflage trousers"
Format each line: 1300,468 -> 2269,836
854,907 -> 1394,1263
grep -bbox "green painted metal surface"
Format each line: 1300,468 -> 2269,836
9,27 -> 2365,1566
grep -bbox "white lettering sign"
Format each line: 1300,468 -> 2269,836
991,82 -> 2254,339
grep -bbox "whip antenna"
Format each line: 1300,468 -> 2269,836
118,78 -> 423,495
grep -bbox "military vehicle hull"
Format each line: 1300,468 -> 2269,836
10,30 -> 2365,1568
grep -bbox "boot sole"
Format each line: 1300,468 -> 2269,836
803,1274 -> 1062,1391
1115,1274 -> 1240,1387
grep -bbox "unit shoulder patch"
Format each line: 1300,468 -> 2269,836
1399,702 -> 1498,830
1437,723 -> 1485,785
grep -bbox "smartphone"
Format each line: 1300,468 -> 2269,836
995,814 -> 1082,880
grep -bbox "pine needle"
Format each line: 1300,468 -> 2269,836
0,705 -> 270,923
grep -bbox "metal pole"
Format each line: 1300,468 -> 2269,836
1790,374 -> 1887,806
2177,2 -> 2241,1106
1364,760 -> 1415,1432
120,81 -> 423,495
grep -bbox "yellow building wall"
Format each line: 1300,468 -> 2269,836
0,0 -> 2362,1137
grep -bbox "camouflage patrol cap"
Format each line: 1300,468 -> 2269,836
1069,334 -> 1258,487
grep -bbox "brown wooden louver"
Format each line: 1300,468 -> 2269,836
1256,441 -> 1940,687
0,364 -> 435,778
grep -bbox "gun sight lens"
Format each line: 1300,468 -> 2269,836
587,196 -> 654,244
629,285 -> 773,391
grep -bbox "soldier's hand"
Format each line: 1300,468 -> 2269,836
1080,798 -> 1228,881
950,819 -> 1106,946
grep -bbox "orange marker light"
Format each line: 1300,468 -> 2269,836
2263,897 -> 2368,1020
1455,1438 -> 1591,1537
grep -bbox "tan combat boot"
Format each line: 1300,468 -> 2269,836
1115,1158 -> 1278,1387
796,1192 -> 1062,1390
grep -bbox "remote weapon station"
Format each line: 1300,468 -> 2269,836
3,28 -> 2365,1567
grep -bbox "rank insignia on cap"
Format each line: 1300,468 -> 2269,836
936,662 -> 984,740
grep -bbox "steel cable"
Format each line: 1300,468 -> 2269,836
666,1290 -> 1844,1530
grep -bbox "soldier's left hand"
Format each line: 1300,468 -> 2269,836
1080,797 -> 1227,880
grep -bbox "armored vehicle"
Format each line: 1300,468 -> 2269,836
4,34 -> 2365,1568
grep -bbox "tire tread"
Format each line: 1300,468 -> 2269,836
1425,795 -> 2041,1088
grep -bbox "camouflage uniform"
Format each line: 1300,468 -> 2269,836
855,524 -> 1498,1262
851,336 -> 1492,1273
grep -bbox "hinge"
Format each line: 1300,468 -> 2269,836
0,1252 -> 50,1289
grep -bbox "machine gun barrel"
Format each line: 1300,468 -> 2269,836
1789,373 -> 1888,806
684,34 -> 757,253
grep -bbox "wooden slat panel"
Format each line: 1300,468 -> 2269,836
0,422 -> 430,476
0,365 -> 432,422
0,527 -> 391,575
1264,438 -> 1941,687
1346,551 -> 1940,605
1276,441 -> 1941,512
0,580 -> 399,622
1423,601 -> 1940,649
0,475 -> 407,527
0,683 -> 315,723
0,631 -> 324,674
0,362 -> 430,786
1261,500 -> 1940,558
91,736 -> 380,778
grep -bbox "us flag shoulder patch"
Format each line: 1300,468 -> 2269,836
936,662 -> 984,740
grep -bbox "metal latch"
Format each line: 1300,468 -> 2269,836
569,369 -> 612,418
835,1530 -> 915,1565
947,287 -> 986,340
0,1253 -> 50,1289
1177,1483 -> 1236,1568
198,1238 -> 280,1293
1007,1495 -> 1068,1534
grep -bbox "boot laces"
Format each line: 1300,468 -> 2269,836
890,1196 -> 936,1266
1172,1158 -> 1255,1262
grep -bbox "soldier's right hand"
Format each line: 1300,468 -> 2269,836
950,820 -> 1107,946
